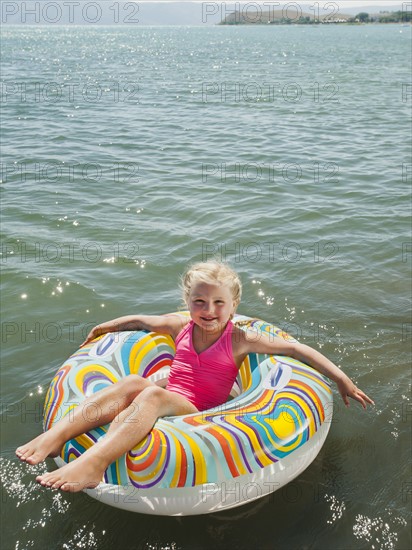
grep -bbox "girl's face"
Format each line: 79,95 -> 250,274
188,281 -> 235,332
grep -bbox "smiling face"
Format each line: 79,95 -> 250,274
187,281 -> 236,332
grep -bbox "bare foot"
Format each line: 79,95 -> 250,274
16,431 -> 63,465
36,454 -> 105,493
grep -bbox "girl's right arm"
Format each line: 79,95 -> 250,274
81,314 -> 188,346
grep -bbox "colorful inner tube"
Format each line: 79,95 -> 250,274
43,314 -> 333,515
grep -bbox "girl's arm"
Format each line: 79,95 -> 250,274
240,329 -> 374,409
81,314 -> 188,346
286,341 -> 373,409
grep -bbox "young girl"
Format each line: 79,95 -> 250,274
16,261 -> 374,492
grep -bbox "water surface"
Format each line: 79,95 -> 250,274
1,24 -> 411,550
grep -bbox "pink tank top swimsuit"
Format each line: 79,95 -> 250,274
166,320 -> 239,411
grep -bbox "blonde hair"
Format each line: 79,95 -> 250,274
182,260 -> 242,308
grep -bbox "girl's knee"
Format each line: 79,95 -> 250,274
140,385 -> 165,404
122,374 -> 151,395
139,386 -> 197,416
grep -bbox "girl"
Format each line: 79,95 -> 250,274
16,261 -> 374,492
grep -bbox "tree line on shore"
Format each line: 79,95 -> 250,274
352,11 -> 412,23
220,10 -> 412,25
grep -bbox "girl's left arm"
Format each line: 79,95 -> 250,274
242,331 -> 374,409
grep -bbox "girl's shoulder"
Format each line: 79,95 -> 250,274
231,322 -> 258,337
230,324 -> 258,368
230,323 -> 252,352
231,322 -> 275,354
162,313 -> 191,339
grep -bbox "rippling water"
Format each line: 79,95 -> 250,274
1,23 -> 411,550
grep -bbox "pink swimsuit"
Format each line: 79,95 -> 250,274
166,320 -> 239,411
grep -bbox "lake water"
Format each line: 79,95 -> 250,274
1,22 -> 411,550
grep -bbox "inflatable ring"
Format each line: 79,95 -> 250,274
43,314 -> 333,515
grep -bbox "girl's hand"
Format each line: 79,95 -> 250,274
79,314 -> 186,348
81,323 -> 112,347
336,374 -> 374,409
81,326 -> 101,347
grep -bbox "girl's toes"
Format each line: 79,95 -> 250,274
61,482 -> 79,492
37,475 -> 52,486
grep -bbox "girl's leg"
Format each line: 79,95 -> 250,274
16,375 -> 153,465
35,386 -> 198,492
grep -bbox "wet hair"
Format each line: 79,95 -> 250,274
182,260 -> 242,308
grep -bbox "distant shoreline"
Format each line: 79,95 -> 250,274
1,22 -> 411,28
219,21 -> 412,26
219,10 -> 412,25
